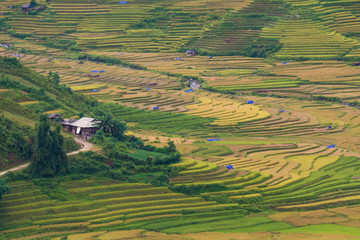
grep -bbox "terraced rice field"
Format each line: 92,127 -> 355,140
1,0 -> 360,238
260,19 -> 358,59
0,179 -> 238,239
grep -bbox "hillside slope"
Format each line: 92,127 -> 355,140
0,0 -> 359,59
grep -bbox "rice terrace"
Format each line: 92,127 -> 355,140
0,0 -> 360,239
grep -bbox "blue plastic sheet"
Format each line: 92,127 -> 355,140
91,70 -> 99,73
146,87 -> 151,90
92,89 -> 99,92
119,1 -> 127,4
282,61 -> 288,64
207,139 -> 221,142
185,88 -> 194,93
246,100 -> 254,104
327,144 -> 335,148
100,70 -> 105,73
226,165 -> 234,170
328,126 -> 332,129
279,109 -> 285,112
209,56 -> 213,59
177,57 -> 181,60
153,106 -> 159,110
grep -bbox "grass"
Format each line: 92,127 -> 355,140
280,224 -> 360,236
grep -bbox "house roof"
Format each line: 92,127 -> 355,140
48,113 -> 63,119
61,118 -> 77,125
70,117 -> 101,128
186,50 -> 195,53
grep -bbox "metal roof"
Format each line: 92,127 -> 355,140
70,117 -> 101,128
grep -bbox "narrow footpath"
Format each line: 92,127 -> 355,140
0,138 -> 93,177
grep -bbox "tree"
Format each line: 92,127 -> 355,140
97,113 -> 127,140
47,71 -> 60,85
30,115 -> 68,177
0,179 -> 11,200
29,0 -> 38,8
167,140 -> 176,153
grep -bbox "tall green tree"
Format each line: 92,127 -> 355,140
98,113 -> 127,140
30,115 -> 68,177
29,0 -> 37,8
0,179 -> 11,200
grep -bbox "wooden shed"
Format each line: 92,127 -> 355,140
61,117 -> 101,140
186,50 -> 196,57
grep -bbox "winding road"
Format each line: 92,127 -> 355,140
0,138 -> 93,177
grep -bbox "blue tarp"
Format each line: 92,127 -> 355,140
146,87 -> 151,90
246,100 -> 254,104
279,109 -> 285,112
282,61 -> 288,65
153,106 -> 159,110
119,1 -> 127,4
209,56 -> 213,59
185,88 -> 194,93
14,55 -> 20,57
207,138 -> 222,142
120,53 -> 125,55
226,165 -> 234,170
177,57 -> 181,60
327,144 -> 335,148
92,89 -> 99,92
328,126 -> 332,129
100,70 -> 105,73
91,70 -> 99,73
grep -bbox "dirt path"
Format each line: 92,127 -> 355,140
0,138 -> 93,177
67,138 -> 94,156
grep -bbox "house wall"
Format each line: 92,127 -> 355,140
69,127 -> 99,140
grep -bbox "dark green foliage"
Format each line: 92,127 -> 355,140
8,31 -> 32,39
30,116 -> 68,177
97,113 -> 128,141
29,0 -> 38,8
42,38 -> 81,51
48,71 -> 60,85
241,39 -> 282,58
130,7 -> 171,29
312,95 -> 341,103
0,179 -> 11,200
171,184 -> 228,196
70,133 -> 181,185
77,54 -> 146,70
0,115 -> 33,169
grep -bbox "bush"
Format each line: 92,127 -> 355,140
171,184 -> 228,196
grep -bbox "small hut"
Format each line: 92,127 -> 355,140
48,113 -> 63,121
61,117 -> 101,140
186,50 -> 196,57
21,4 -> 30,12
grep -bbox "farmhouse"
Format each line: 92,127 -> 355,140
48,113 -> 63,121
61,117 -> 101,140
21,4 -> 30,11
186,50 -> 196,57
